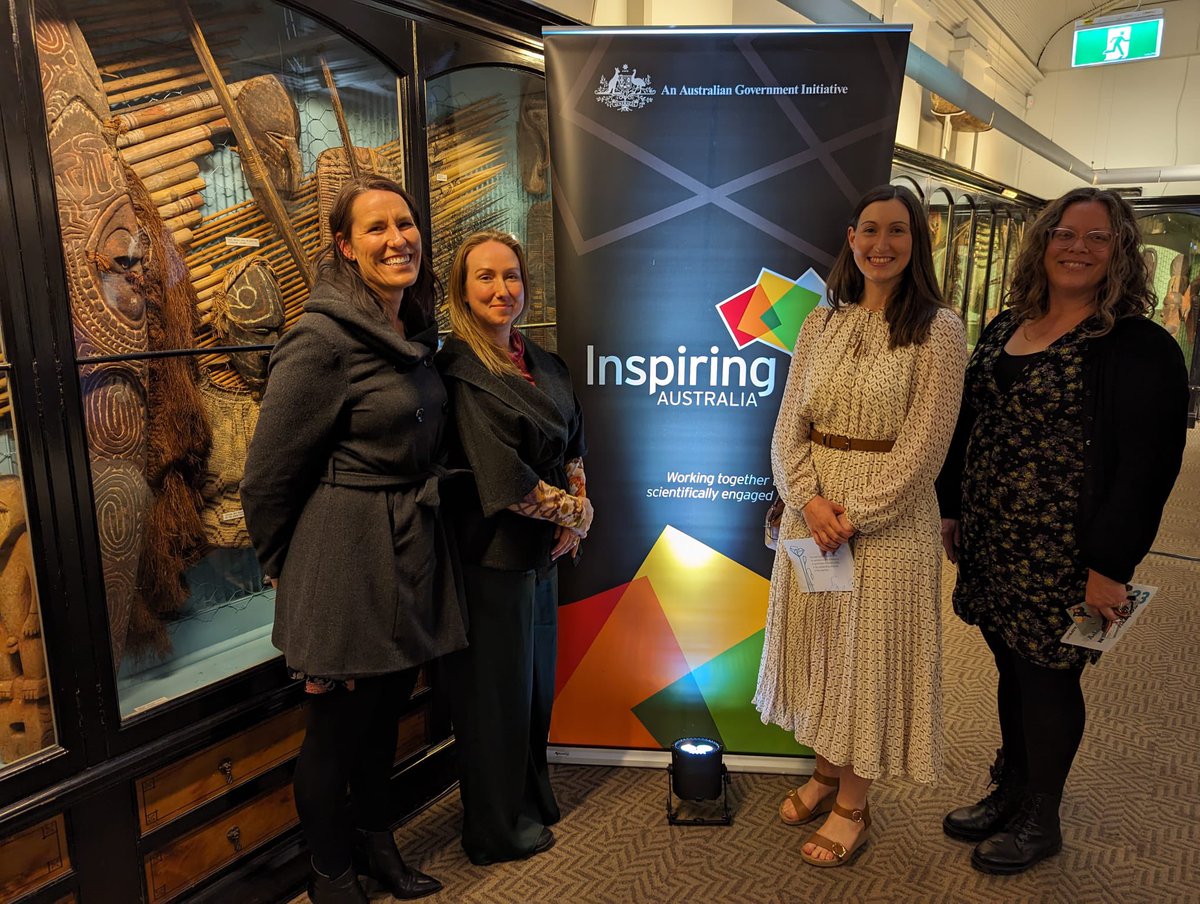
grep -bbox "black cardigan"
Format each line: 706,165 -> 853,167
936,309 -> 1188,584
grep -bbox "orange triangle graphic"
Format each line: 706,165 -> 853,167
550,576 -> 690,748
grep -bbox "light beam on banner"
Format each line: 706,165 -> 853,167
544,25 -> 911,761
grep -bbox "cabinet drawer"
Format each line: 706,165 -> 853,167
144,783 -> 298,904
395,704 -> 429,764
137,706 -> 305,833
0,814 -> 71,902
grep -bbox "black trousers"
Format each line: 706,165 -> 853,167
293,668 -> 419,876
448,563 -> 560,864
983,629 -> 1085,797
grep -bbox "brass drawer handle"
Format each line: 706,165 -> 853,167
226,825 -> 242,852
217,758 -> 234,785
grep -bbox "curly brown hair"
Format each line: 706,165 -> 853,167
1006,187 -> 1155,336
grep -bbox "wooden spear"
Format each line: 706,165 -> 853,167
320,57 -> 359,179
179,3 -> 312,287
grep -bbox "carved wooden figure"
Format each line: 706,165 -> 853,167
197,258 -> 283,549
0,476 -> 54,766
517,81 -> 550,196
36,0 -> 152,669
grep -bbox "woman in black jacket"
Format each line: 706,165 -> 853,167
437,230 -> 590,866
242,175 -> 466,903
936,187 -> 1188,874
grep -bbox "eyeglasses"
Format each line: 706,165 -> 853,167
1047,227 -> 1114,250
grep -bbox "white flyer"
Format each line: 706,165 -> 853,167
781,538 -> 856,592
1060,583 -> 1157,652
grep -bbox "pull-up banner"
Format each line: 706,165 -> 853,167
546,26 -> 910,758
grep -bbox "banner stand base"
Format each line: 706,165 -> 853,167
548,746 -> 813,776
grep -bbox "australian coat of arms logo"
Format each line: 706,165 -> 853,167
595,64 -> 655,111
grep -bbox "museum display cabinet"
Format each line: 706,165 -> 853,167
0,0 -> 566,901
890,147 -> 1043,349
1130,196 -> 1200,425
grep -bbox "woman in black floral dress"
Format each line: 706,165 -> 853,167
936,188 -> 1188,875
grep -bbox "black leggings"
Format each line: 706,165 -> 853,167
292,669 -> 418,876
984,629 -> 1085,796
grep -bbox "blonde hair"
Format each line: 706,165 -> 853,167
447,230 -> 531,377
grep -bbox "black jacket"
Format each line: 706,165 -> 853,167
937,309 -> 1188,584
437,334 -> 586,571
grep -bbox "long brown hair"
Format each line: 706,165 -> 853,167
824,184 -> 947,348
447,230 -> 531,378
313,174 -> 440,335
1006,187 -> 1154,336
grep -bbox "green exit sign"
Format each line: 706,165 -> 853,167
1072,11 -> 1164,68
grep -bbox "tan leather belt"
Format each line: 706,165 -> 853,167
810,428 -> 895,453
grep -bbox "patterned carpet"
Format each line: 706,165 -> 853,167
295,432 -> 1200,904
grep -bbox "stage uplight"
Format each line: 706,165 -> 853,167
667,737 -> 731,825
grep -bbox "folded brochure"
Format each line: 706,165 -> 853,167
1060,583 -> 1156,652
781,538 -> 855,592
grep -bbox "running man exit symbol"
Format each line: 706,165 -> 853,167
1103,27 -> 1131,62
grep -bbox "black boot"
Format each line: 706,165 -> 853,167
308,861 -> 369,904
353,829 -> 443,899
943,748 -> 1026,842
970,791 -> 1063,875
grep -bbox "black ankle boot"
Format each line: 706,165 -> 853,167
353,829 -> 442,899
943,748 -> 1026,842
971,791 -> 1063,875
308,861 -> 369,904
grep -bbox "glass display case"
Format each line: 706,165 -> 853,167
0,330 -> 57,773
0,0 -> 567,900
945,194 -> 975,326
426,67 -> 556,349
891,148 -> 1042,345
1138,210 -> 1200,372
33,0 -> 416,719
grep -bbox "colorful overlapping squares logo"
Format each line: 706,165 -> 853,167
716,268 -> 826,355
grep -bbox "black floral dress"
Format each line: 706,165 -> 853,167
953,309 -> 1096,669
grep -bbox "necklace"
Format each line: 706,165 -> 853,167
1021,306 -> 1094,345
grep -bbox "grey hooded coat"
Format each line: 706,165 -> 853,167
242,272 -> 467,679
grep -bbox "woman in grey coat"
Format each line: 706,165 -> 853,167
242,175 -> 466,904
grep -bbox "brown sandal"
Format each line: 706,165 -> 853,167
800,802 -> 871,868
778,771 -> 839,826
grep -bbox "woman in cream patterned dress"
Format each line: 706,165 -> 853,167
754,185 -> 966,868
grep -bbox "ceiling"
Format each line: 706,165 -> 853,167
963,0 -> 1134,67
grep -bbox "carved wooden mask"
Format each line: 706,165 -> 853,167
235,75 -> 303,200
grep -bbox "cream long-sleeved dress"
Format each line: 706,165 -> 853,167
753,303 -> 966,782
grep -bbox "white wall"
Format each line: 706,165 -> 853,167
1018,0 -> 1200,198
591,0 -> 629,25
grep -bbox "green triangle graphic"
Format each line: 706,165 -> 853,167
631,671 -> 723,749
767,286 -> 822,352
691,631 -> 810,756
